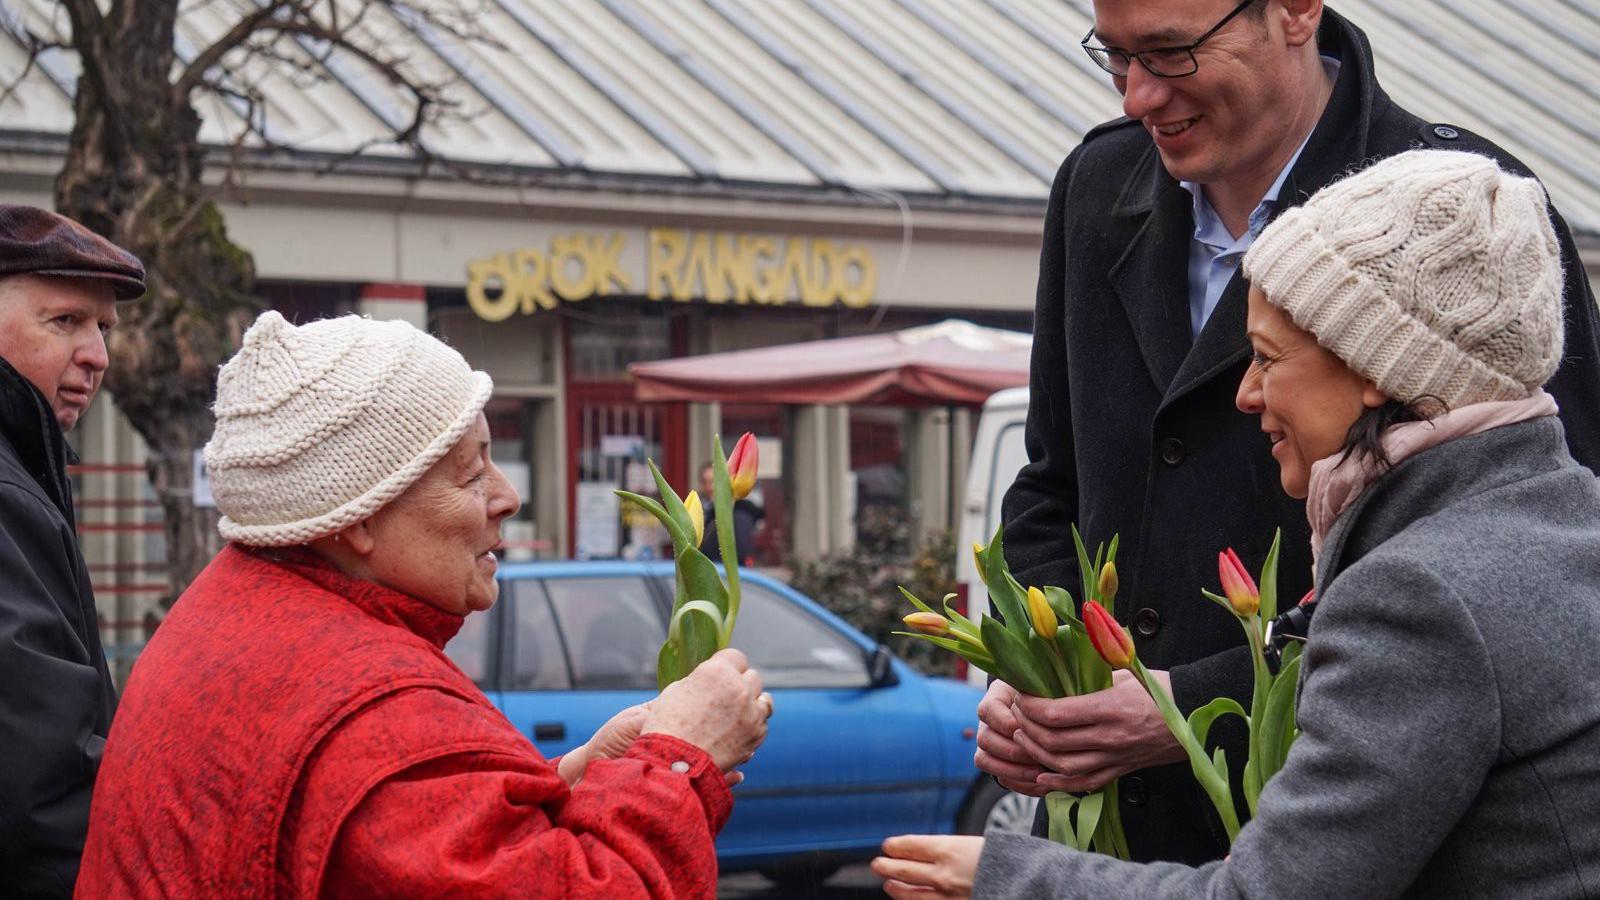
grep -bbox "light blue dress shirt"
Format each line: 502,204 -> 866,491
1181,59 -> 1341,337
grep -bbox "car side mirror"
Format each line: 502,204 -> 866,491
867,644 -> 899,688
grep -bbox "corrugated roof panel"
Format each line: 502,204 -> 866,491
427,0 -> 689,175
1342,0 -> 1600,232
617,0 -> 939,193
931,0 -> 1123,143
0,35 -> 76,135
715,0 -> 1043,197
517,0 -> 818,185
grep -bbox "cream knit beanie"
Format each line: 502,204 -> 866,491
1242,149 -> 1564,412
204,311 -> 493,546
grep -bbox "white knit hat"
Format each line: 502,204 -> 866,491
204,311 -> 493,546
1242,149 -> 1564,412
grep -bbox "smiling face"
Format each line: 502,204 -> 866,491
1236,285 -> 1387,498
1089,0 -> 1318,191
0,274 -> 118,431
359,414 -> 521,615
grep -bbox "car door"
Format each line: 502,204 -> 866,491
497,573 -> 665,759
669,577 -> 943,860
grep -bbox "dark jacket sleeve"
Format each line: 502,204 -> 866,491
0,483 -> 107,898
1000,152 -> 1083,593
1541,208 -> 1600,472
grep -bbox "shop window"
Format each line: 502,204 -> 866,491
850,407 -> 909,519
484,397 -> 551,560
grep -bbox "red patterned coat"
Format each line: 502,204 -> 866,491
77,545 -> 729,899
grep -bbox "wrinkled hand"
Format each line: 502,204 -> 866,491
588,703 -> 650,760
872,835 -> 983,900
974,680 -> 1049,797
642,648 -> 773,773
1010,668 -> 1184,793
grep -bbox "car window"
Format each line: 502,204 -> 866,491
444,605 -> 494,688
506,580 -> 572,691
729,582 -> 871,689
544,576 -> 666,690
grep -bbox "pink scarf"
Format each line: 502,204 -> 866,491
1305,390 -> 1558,577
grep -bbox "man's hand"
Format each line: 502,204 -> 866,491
1009,668 -> 1184,793
974,680 -> 1049,796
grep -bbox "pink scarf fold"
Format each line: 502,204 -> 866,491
1305,390 -> 1558,577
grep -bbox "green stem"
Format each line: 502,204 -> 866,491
1244,616 -> 1271,817
1130,659 -> 1240,842
1045,640 -> 1078,697
711,434 -> 742,645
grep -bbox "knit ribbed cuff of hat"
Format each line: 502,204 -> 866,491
1243,207 -> 1530,413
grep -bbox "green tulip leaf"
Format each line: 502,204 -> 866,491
616,489 -> 689,550
1261,651 -> 1304,778
1071,524 -> 1096,613
982,616 -> 1054,698
1074,789 -> 1105,852
1259,529 -> 1282,623
1026,631 -> 1067,698
657,639 -> 687,690
647,461 -> 697,553
898,585 -> 938,616
1186,696 -> 1248,747
676,545 -> 731,621
670,602 -> 722,680
1043,586 -> 1078,624
1201,588 -> 1238,617
1045,792 -> 1083,849
980,528 -> 1031,638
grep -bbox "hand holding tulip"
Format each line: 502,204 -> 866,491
1010,668 -> 1185,794
974,680 -> 1050,796
642,648 -> 773,773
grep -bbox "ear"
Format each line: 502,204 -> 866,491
1274,0 -> 1323,47
1360,380 -> 1389,410
311,519 -> 377,559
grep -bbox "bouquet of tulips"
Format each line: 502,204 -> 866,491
616,432 -> 759,688
897,526 -> 1131,859
1082,531 -> 1308,844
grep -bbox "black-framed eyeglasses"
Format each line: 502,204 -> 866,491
1081,0 -> 1259,79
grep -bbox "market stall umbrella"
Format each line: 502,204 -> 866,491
629,320 -> 1031,406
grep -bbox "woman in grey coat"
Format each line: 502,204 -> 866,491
874,149 -> 1600,900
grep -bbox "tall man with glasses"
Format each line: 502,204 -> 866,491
978,0 -> 1600,864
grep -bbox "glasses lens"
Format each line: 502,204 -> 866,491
1140,48 -> 1198,77
1084,46 -> 1129,76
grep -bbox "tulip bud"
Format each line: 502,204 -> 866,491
1083,600 -> 1134,670
727,432 -> 759,499
972,542 -> 987,583
1218,548 -> 1260,617
1097,561 -> 1119,602
684,490 -> 705,548
1026,586 -> 1057,640
903,611 -> 950,636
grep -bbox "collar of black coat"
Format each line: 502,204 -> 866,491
1316,416 -> 1573,588
1104,8 -> 1391,405
0,350 -> 79,522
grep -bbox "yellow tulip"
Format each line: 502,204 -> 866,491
1026,586 -> 1058,640
903,611 -> 951,636
684,490 -> 705,547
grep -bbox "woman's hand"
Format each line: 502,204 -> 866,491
872,835 -> 984,899
641,648 -> 773,773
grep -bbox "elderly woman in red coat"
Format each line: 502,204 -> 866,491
78,311 -> 771,899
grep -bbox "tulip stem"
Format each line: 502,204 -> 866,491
711,434 -> 742,645
1130,659 -> 1241,843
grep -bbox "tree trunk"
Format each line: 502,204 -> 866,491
56,0 -> 261,598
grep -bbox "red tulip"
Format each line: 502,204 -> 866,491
1218,548 -> 1260,617
1083,600 -> 1134,670
727,432 -> 759,499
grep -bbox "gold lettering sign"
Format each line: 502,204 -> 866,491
466,233 -> 632,323
467,230 -> 876,321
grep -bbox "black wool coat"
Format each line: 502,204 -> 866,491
0,353 -> 118,898
1002,7 -> 1600,865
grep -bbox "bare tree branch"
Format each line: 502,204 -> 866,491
172,0 -> 296,105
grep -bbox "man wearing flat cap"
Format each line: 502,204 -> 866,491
0,204 -> 143,897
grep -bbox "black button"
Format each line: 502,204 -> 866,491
1432,125 -> 1460,141
1123,776 -> 1148,806
1159,437 -> 1185,466
1134,607 -> 1161,637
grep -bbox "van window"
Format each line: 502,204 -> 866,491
988,421 -> 1029,536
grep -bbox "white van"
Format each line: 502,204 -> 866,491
956,386 -> 1030,689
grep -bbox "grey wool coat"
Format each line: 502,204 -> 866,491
978,417 -> 1600,900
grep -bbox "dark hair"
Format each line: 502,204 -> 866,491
1337,397 -> 1440,471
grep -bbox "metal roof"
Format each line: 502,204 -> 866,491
2,0 -> 1598,232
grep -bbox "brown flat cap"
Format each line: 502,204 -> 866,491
0,204 -> 146,300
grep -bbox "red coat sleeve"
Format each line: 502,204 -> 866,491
281,688 -> 730,899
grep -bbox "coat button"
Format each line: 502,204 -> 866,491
1159,437 -> 1185,466
1134,607 -> 1161,637
1432,124 -> 1459,141
1123,776 -> 1149,806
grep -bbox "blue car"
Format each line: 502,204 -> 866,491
442,560 -> 1022,881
